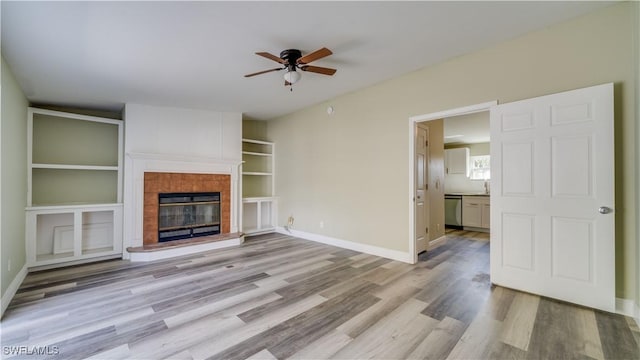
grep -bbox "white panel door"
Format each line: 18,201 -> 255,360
415,125 -> 429,254
490,83 -> 614,312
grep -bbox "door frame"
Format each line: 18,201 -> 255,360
408,100 -> 497,263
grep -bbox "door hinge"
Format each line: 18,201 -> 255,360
426,227 -> 429,233
425,140 -> 429,147
425,183 -> 429,190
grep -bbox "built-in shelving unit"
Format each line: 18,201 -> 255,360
242,139 -> 277,235
26,108 -> 124,268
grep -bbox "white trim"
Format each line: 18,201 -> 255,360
127,152 -> 242,166
241,138 -> 273,145
427,235 -> 448,251
615,298 -> 640,328
31,163 -> 118,171
408,101 -> 497,263
28,107 -> 123,125
26,202 -> 122,211
128,235 -> 244,262
1,264 -> 28,318
616,297 -> 637,317
615,298 -> 640,327
276,227 -> 413,263
409,101 -> 498,123
29,254 -> 122,271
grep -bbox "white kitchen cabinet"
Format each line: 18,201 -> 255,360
462,195 -> 490,230
481,201 -> 491,229
445,148 -> 469,176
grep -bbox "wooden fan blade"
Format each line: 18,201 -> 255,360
256,52 -> 286,64
244,67 -> 283,77
300,65 -> 336,76
284,80 -> 291,86
297,47 -> 332,64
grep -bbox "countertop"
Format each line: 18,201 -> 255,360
445,192 -> 490,197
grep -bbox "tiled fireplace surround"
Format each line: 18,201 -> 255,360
143,172 -> 231,244
124,153 -> 241,260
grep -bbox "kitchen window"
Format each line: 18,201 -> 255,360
469,155 -> 490,180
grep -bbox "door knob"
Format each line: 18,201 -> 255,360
598,206 -> 612,214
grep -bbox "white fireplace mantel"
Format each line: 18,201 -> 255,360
122,152 -> 243,259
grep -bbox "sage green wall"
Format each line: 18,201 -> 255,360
242,120 -> 272,197
1,56 -> 28,298
634,1 -> 640,312
243,119 -> 268,141
268,3 -> 638,299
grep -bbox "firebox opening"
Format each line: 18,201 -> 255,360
158,192 -> 221,242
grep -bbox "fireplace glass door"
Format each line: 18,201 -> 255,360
158,192 -> 221,242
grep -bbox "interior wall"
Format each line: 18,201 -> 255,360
634,1 -> 640,313
243,119 -> 269,141
124,103 -> 241,160
267,3 -> 638,299
1,56 -> 28,299
444,142 -> 490,194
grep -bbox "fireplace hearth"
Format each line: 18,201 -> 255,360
158,192 -> 221,242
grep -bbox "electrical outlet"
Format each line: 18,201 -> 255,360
319,221 -> 324,229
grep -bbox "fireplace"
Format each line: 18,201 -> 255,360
158,192 -> 221,242
142,172 -> 231,245
125,152 -> 242,261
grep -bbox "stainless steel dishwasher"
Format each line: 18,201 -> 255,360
445,194 -> 463,229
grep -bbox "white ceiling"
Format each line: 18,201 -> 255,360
1,1 -> 613,120
444,112 -> 490,145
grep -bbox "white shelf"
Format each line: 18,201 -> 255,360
242,138 -> 276,235
243,196 -> 277,202
243,172 -> 272,176
32,163 -> 119,171
242,151 -> 273,157
242,138 -> 274,145
27,203 -> 122,211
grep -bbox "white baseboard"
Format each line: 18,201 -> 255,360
276,227 -> 413,263
128,236 -> 244,262
616,297 -> 637,318
428,235 -> 448,251
1,264 -> 28,318
617,298 -> 640,327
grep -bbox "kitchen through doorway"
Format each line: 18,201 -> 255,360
409,101 -> 496,262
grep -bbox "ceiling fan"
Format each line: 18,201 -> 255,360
244,47 -> 337,88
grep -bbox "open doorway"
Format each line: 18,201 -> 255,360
443,112 -> 491,235
409,101 -> 496,263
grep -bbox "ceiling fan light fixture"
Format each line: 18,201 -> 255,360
283,69 -> 301,84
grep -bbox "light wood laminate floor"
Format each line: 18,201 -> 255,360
2,231 -> 638,359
